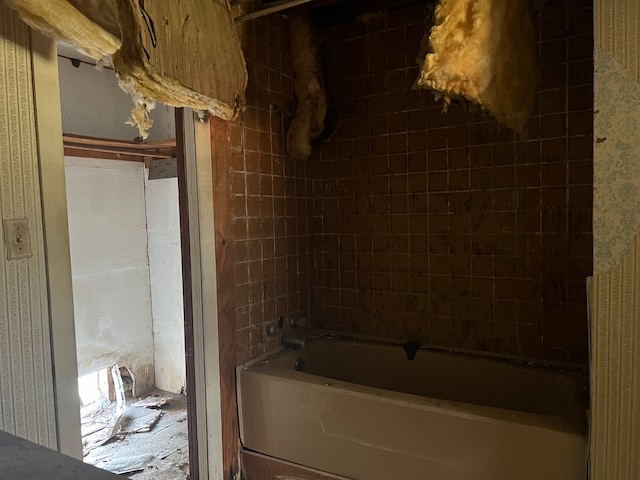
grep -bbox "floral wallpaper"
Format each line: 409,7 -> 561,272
594,49 -> 640,274
592,4 -> 640,478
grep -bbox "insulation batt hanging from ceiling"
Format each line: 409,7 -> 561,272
4,0 -> 121,60
4,0 -> 247,138
286,15 -> 328,161
416,0 -> 537,133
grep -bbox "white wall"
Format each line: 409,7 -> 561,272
65,157 -> 155,395
57,57 -> 174,141
59,50 -> 184,396
145,172 -> 186,394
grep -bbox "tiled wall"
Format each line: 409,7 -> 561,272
229,14 -> 315,365
312,0 -> 593,364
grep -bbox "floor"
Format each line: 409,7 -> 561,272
81,389 -> 190,479
0,430 -> 121,479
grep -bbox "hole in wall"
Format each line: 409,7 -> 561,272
118,365 -> 136,399
78,368 -> 110,408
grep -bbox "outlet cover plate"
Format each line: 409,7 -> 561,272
3,218 -> 32,260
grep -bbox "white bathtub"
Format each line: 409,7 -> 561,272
238,337 -> 587,480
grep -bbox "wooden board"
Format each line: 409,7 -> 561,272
7,0 -> 246,119
210,116 -> 240,478
114,0 -> 247,120
62,133 -> 176,162
242,450 -> 351,480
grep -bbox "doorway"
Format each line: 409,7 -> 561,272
57,43 -> 192,479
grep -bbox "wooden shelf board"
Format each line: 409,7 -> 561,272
62,133 -> 177,162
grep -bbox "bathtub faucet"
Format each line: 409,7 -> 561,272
403,340 -> 420,361
282,334 -> 306,350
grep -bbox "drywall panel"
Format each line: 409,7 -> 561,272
57,57 -> 174,141
145,172 -> 186,394
0,5 -> 58,448
65,157 -> 155,394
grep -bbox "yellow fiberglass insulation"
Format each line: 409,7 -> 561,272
4,0 -> 121,61
4,0 -> 247,139
416,0 -> 537,133
287,15 -> 328,161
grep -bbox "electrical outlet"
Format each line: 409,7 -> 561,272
3,218 -> 32,260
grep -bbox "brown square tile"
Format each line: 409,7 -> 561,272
230,2 -> 592,366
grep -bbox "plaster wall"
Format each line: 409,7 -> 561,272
59,52 -> 182,396
65,157 -> 155,395
145,172 -> 185,394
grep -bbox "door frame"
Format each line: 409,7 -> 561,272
33,33 -> 224,479
178,110 -> 226,479
31,29 -> 82,459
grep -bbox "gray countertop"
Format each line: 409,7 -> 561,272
0,430 -> 122,479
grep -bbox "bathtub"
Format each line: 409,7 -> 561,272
237,337 -> 587,480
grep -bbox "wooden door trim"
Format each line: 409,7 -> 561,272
31,30 -> 83,458
242,450 -> 351,480
210,116 -> 240,478
180,110 -> 226,479
176,108 -> 200,480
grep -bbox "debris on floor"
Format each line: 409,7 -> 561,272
121,409 -> 162,434
81,398 -> 118,453
82,388 -> 189,479
132,394 -> 172,409
96,453 -> 157,476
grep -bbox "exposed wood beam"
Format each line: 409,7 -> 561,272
232,0 -> 433,25
62,133 -> 176,162
210,116 -> 241,479
311,0 -> 430,27
234,0 -> 320,23
63,146 -> 144,162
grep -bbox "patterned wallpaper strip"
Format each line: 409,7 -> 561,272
593,1 -> 640,477
593,49 -> 640,273
0,4 -> 58,448
591,231 -> 640,480
595,0 -> 640,83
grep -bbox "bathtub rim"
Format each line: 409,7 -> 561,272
236,331 -> 590,377
237,344 -> 587,441
309,331 -> 590,373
